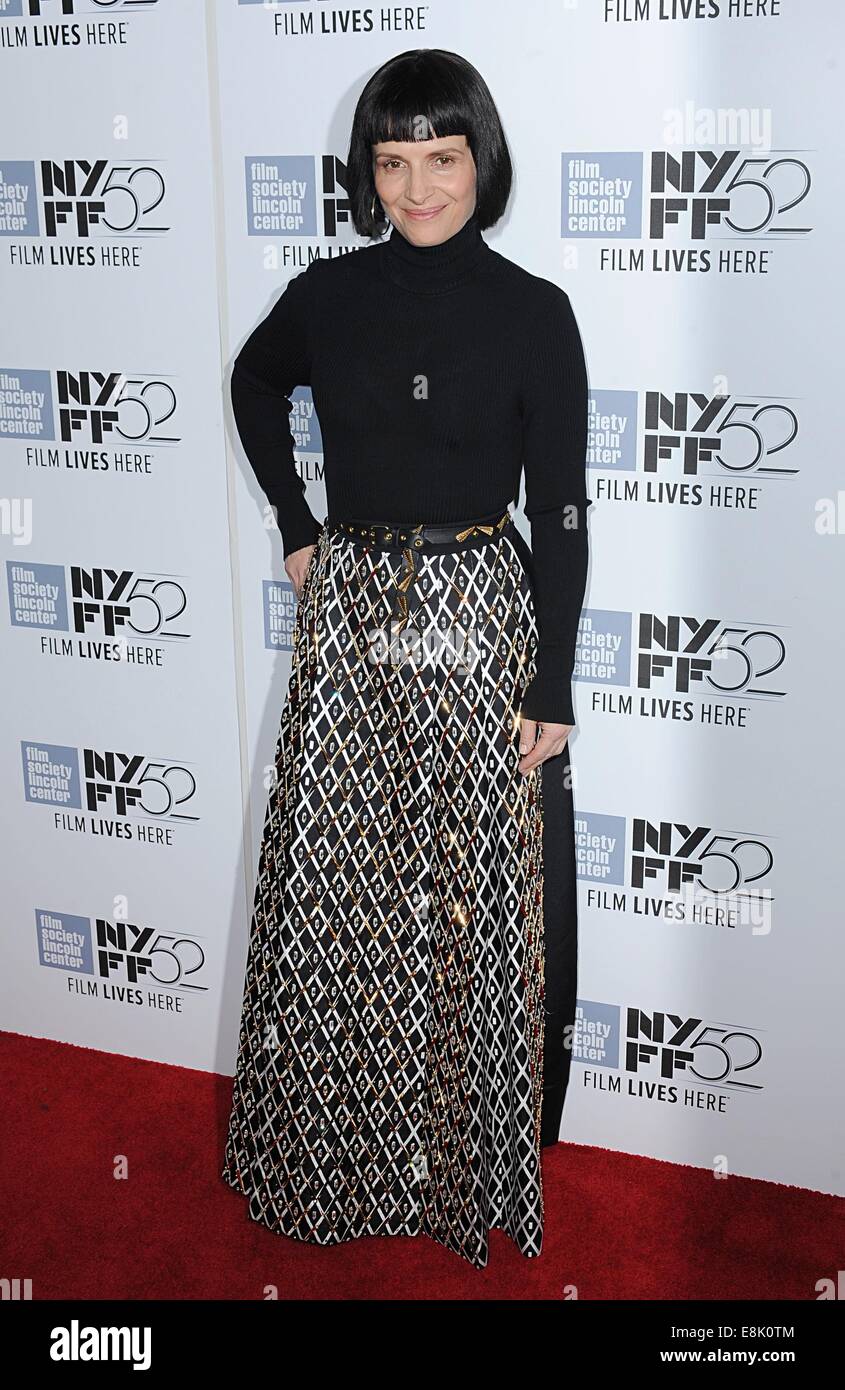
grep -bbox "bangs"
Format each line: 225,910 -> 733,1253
363,77 -> 477,149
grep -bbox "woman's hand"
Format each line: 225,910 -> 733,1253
285,543 -> 316,600
518,715 -> 572,774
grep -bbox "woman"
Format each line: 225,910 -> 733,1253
222,48 -> 591,1270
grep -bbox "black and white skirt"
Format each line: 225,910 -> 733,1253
221,508 -> 579,1269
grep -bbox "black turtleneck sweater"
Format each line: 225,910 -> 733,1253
230,210 -> 591,726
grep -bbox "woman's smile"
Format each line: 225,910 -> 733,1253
403,205 -> 448,220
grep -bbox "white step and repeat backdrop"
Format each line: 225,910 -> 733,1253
1,0 -> 842,1200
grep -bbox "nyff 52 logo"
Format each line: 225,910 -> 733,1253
637,613 -> 786,699
626,1006 -> 762,1088
1,159 -> 169,238
642,390 -> 799,477
630,818 -> 772,900
55,369 -> 180,445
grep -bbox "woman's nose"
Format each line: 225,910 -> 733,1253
406,165 -> 432,201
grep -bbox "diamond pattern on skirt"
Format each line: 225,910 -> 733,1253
222,521 -> 546,1268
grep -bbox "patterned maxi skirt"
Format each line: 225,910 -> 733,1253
221,508 -> 579,1269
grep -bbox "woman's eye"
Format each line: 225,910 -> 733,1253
378,154 -> 455,171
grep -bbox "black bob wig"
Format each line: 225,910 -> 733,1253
345,48 -> 513,240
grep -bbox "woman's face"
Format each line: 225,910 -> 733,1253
372,132 -> 477,245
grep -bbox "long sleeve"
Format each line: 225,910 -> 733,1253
519,288 -> 592,727
230,267 -> 322,558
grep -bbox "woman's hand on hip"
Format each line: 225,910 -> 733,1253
518,716 -> 572,774
285,543 -> 316,600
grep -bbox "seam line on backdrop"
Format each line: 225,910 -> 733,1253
203,0 -> 258,1005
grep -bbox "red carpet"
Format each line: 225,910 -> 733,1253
1,1029 -> 840,1301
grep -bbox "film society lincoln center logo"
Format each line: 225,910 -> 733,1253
244,152 -> 352,240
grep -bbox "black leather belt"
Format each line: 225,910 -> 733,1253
329,507 -> 511,550
329,508 -> 512,637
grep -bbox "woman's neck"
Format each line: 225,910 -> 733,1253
381,209 -> 488,294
